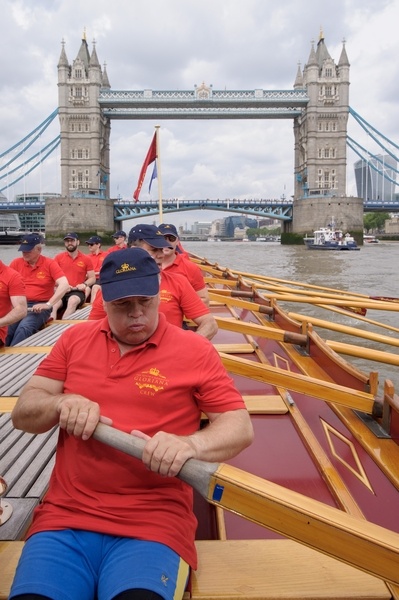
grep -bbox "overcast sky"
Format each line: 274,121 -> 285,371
1,0 -> 398,228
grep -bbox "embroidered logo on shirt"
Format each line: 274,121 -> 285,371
159,288 -> 173,303
134,367 -> 169,396
161,574 -> 169,586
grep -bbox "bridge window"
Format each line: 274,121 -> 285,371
75,69 -> 82,79
325,67 -> 333,77
75,87 -> 83,98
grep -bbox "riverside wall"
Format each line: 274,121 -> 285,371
290,196 -> 364,236
45,196 -> 115,237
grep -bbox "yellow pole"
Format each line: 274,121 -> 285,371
155,125 -> 163,223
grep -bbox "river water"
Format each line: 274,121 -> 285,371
2,240 -> 398,394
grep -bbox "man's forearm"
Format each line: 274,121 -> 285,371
187,409 -> 253,462
195,315 -> 218,340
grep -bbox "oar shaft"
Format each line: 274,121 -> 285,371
326,340 -> 399,366
92,422 -> 218,499
219,353 -> 376,413
210,463 -> 399,586
289,312 -> 399,347
93,423 -> 399,586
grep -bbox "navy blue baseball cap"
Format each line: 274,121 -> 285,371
86,235 -> 102,244
158,223 -> 178,238
112,230 -> 126,238
18,233 -> 43,251
64,232 -> 79,240
100,248 -> 160,301
128,224 -> 173,248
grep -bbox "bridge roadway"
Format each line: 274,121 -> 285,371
1,198 -> 399,224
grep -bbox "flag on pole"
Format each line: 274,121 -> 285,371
149,161 -> 157,193
133,133 -> 157,201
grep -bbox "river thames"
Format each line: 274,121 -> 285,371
2,240 -> 399,394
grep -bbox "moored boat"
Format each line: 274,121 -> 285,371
1,255 -> 399,599
364,234 -> 380,244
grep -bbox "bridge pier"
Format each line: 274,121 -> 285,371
291,196 -> 364,236
45,196 -> 115,237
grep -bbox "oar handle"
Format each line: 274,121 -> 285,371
93,422 -> 219,499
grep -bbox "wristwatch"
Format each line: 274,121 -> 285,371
45,302 -> 52,308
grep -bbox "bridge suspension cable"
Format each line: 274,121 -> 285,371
347,136 -> 399,187
0,109 -> 59,193
0,136 -> 61,193
349,107 -> 399,171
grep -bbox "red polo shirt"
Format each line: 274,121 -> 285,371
106,243 -> 127,254
89,271 -> 209,325
88,251 -> 106,280
163,253 -> 206,292
54,251 -> 94,287
28,314 -> 245,568
0,260 -> 26,344
9,255 -> 65,302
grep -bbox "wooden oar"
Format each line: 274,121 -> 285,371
193,256 -> 399,303
207,283 -> 399,312
288,312 -> 399,348
326,340 -> 399,366
93,422 -> 399,586
214,316 -> 308,346
313,303 -> 399,335
215,309 -> 399,350
218,353 -> 376,413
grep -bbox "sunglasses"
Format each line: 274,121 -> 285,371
164,235 -> 177,242
87,243 -> 98,246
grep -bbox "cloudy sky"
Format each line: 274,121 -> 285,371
1,0 -> 398,228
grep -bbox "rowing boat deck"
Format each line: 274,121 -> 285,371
1,267 -> 399,599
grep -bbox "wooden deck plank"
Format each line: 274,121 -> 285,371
0,499 -> 38,542
192,540 -> 390,600
242,395 -> 288,414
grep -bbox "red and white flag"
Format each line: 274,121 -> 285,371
133,133 -> 157,202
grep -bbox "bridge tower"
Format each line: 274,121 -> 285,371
291,33 -> 363,235
46,33 -> 114,236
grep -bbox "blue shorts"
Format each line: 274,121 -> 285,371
10,530 -> 190,600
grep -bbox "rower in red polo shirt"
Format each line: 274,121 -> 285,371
85,235 -> 106,303
106,230 -> 128,254
90,225 -> 217,340
7,233 -> 69,346
0,260 -> 27,346
158,223 -> 209,306
53,233 -> 96,319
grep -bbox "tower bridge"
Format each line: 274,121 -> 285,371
1,32 -> 398,236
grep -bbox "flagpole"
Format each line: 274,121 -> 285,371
155,125 -> 163,223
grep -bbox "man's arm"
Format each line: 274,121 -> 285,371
192,313 -> 218,340
12,374 -> 102,438
0,295 -> 27,328
196,286 -> 210,306
47,276 -> 70,306
134,408 -> 253,478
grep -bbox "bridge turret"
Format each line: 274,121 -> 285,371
57,34 -> 111,202
293,63 -> 303,89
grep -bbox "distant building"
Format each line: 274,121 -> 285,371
354,154 -> 397,201
12,193 -> 61,231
